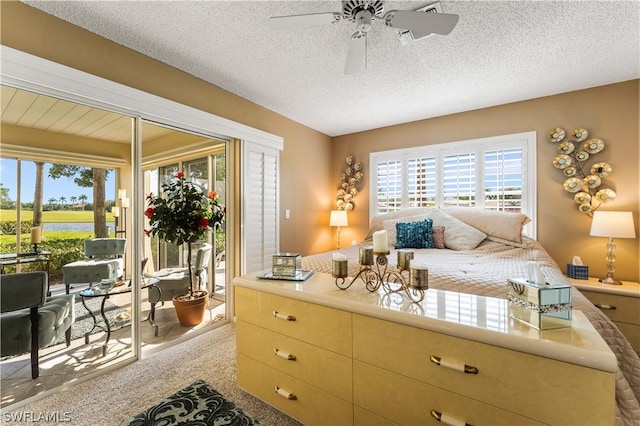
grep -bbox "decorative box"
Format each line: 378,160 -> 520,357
566,263 -> 589,280
506,278 -> 572,330
272,253 -> 302,277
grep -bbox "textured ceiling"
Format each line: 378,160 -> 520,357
24,1 -> 640,137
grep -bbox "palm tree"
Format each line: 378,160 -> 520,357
33,161 -> 44,226
70,196 -> 78,210
59,196 -> 67,210
47,197 -> 57,209
49,165 -> 110,238
79,194 -> 88,210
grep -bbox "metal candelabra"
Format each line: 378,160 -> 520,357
333,250 -> 426,303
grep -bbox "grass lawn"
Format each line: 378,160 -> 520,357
0,209 -> 115,222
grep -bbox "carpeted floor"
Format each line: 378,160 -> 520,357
3,323 -> 302,426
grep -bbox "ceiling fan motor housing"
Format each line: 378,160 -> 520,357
342,0 -> 385,21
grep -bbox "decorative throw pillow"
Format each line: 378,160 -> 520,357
395,219 -> 434,249
432,226 -> 445,249
382,214 -> 430,246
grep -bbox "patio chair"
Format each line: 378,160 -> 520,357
146,244 -> 212,334
62,238 -> 126,293
0,271 -> 75,379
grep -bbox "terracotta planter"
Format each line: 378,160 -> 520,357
172,291 -> 208,326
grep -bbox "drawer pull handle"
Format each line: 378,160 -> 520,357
273,310 -> 296,321
594,303 -> 616,310
430,410 -> 472,426
274,348 -> 297,361
430,355 -> 478,375
275,386 -> 297,400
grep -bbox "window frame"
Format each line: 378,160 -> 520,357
369,131 -> 537,238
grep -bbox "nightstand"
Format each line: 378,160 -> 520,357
567,276 -> 640,354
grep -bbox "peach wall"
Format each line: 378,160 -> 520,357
0,2 -> 333,257
334,81 -> 639,281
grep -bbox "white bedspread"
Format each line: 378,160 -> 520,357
302,237 -> 640,425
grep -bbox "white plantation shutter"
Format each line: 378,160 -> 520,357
370,132 -> 536,237
442,152 -> 476,207
376,160 -> 403,213
483,147 -> 523,212
407,156 -> 437,207
242,141 -> 280,274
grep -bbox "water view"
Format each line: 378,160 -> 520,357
44,222 -> 116,232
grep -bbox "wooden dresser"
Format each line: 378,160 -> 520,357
234,272 -> 617,426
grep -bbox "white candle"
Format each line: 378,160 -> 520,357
118,188 -> 127,200
30,226 -> 42,244
410,259 -> 428,270
372,230 -> 389,253
111,206 -> 120,217
332,253 -> 347,261
121,197 -> 130,208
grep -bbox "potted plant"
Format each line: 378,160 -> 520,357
145,172 -> 225,326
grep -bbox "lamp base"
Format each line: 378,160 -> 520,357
599,276 -> 622,285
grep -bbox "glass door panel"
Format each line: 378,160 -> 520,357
0,85 -> 134,408
141,120 -> 228,349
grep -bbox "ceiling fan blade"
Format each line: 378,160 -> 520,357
269,12 -> 341,30
386,10 -> 459,35
344,32 -> 367,74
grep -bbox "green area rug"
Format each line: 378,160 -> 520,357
120,380 -> 263,426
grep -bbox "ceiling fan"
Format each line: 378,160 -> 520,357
269,0 -> 459,74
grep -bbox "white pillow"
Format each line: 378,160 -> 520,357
365,208 -> 435,240
382,214 -> 430,246
422,209 -> 487,250
442,207 -> 530,245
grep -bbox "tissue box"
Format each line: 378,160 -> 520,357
507,278 -> 572,330
272,253 -> 302,277
567,263 -> 589,280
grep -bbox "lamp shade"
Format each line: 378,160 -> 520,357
590,211 -> 636,238
330,210 -> 348,227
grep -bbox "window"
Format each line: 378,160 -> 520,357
370,132 -> 536,236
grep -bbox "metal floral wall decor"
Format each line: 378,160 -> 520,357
336,155 -> 364,211
548,127 -> 616,217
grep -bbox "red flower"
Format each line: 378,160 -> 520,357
199,218 -> 209,228
208,191 -> 217,199
176,172 -> 185,179
143,229 -> 151,237
144,207 -> 154,219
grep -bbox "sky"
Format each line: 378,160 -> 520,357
0,158 -> 115,204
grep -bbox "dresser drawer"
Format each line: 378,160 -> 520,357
237,353 -> 353,426
580,290 -> 640,325
235,286 -> 352,356
354,406 -> 398,426
354,360 -> 543,426
353,314 -> 614,425
236,320 -> 352,401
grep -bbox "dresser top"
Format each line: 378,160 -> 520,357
234,271 -> 617,373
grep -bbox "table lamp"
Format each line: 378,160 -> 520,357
329,210 -> 348,249
589,211 -> 636,285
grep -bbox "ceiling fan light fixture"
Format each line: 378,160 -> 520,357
342,0 -> 385,21
354,9 -> 373,32
268,0 -> 459,74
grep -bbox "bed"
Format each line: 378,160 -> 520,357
302,207 -> 640,425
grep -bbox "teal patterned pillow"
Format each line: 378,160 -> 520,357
395,219 -> 434,249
